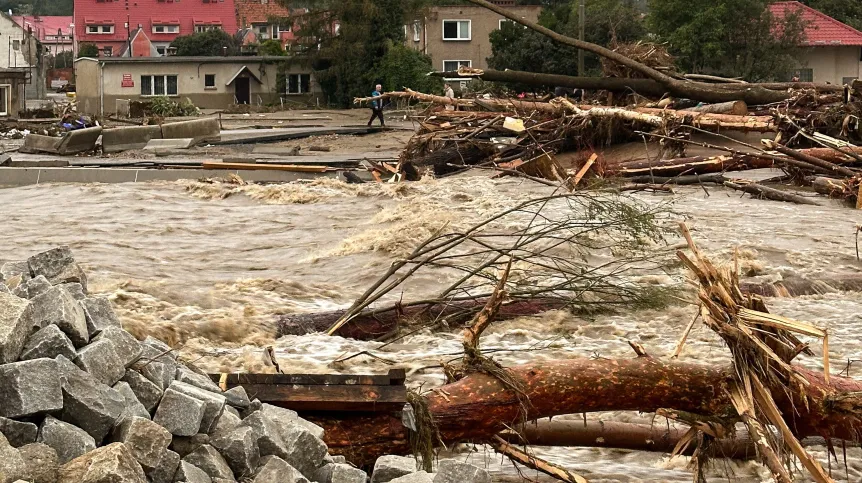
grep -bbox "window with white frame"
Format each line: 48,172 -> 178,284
443,60 -> 471,72
140,75 -> 178,96
274,23 -> 290,37
253,24 -> 270,40
412,21 -> 421,42
286,73 -> 310,94
103,46 -> 113,57
153,25 -> 180,34
87,24 -> 114,34
204,74 -> 216,89
442,20 -> 470,40
499,19 -> 513,29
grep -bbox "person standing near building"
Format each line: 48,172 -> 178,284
444,83 -> 456,111
368,84 -> 385,127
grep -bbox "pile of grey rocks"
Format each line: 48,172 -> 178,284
0,247 -> 492,483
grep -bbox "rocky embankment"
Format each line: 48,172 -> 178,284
0,247 -> 490,483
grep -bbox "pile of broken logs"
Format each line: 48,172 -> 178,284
353,0 -> 862,208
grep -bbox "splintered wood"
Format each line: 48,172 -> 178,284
678,222 -> 834,483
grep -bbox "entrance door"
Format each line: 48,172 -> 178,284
235,77 -> 250,105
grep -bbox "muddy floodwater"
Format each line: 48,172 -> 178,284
2,172 -> 861,482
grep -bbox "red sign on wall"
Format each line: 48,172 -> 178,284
121,74 -> 134,88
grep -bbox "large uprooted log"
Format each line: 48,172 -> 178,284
314,356 -> 862,469
277,297 -> 570,340
310,223 -> 855,483
433,68 -> 845,101
462,0 -> 825,105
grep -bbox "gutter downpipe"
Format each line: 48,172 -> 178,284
99,60 -> 104,118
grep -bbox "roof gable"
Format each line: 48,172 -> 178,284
769,1 -> 862,46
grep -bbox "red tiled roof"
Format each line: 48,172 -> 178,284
769,1 -> 862,46
13,16 -> 73,40
74,0 -> 238,50
235,0 -> 292,26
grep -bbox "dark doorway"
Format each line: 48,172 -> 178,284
235,77 -> 250,104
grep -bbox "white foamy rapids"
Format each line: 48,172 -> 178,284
3,172 -> 862,481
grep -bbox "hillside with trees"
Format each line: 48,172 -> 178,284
0,0 -> 72,15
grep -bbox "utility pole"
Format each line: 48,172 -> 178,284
578,0 -> 585,76
126,15 -> 132,57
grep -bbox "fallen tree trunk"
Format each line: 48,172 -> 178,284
462,0 -> 791,104
432,69 -> 672,97
628,173 -> 729,185
723,180 -> 821,205
310,356 -> 862,467
683,100 -> 748,115
741,274 -> 862,297
606,154 -> 776,177
502,420 -> 758,459
276,297 -> 571,340
762,140 -> 859,178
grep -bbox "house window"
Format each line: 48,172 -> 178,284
194,25 -> 221,33
499,19 -> 515,29
274,23 -> 290,37
88,25 -> 114,34
412,21 -> 421,42
442,20 -> 470,41
141,75 -> 178,96
153,25 -> 179,34
286,73 -> 310,94
12,40 -> 19,51
253,24 -> 270,40
103,46 -> 113,57
204,74 -> 216,89
0,85 -> 9,116
443,60 -> 471,72
156,46 -> 166,55
842,76 -> 858,86
795,68 -> 813,82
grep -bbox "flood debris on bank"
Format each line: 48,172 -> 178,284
347,0 -> 862,210
0,247 -> 499,483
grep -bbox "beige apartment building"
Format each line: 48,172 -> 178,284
407,1 -> 541,74
75,56 -> 322,115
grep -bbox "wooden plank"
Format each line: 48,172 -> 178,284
202,161 -> 331,173
230,384 -> 407,412
209,369 -> 406,386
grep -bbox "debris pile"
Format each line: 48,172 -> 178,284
0,247 -> 493,483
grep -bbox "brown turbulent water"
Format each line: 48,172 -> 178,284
2,172 -> 861,482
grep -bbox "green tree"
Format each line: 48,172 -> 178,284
289,0 -> 433,106
47,50 -> 74,68
376,43 -> 441,94
488,0 -> 646,77
0,0 -> 72,15
170,30 -> 241,57
258,39 -> 286,56
648,0 -> 807,81
77,43 -> 99,58
802,0 -> 862,31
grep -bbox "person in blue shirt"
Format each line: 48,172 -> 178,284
367,84 -> 385,127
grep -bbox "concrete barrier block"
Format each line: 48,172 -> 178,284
160,118 -> 220,143
57,127 -> 103,155
102,126 -> 163,154
20,134 -> 63,154
143,138 -> 195,150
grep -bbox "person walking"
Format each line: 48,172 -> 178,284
444,83 -> 455,111
367,84 -> 385,127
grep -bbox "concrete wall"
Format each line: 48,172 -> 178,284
0,15 -> 36,69
75,59 -> 322,115
75,59 -> 101,115
797,46 -> 862,84
409,5 -> 541,71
